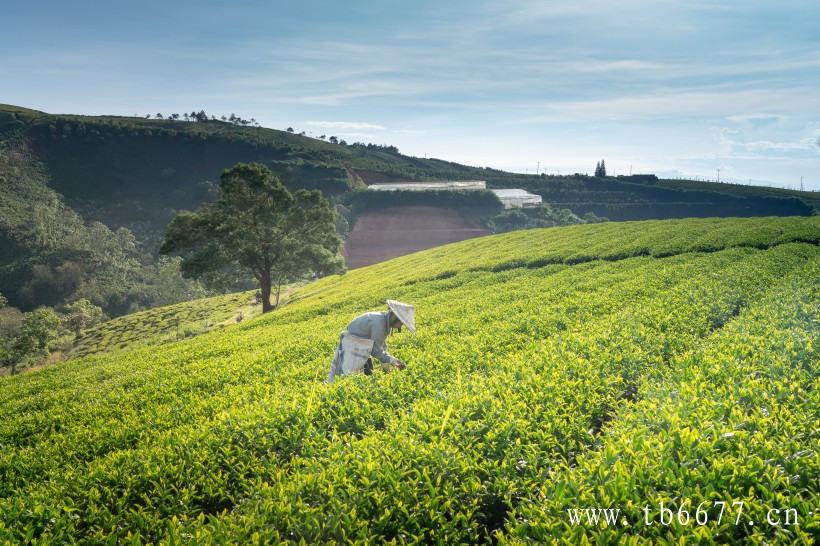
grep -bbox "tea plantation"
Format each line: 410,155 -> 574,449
68,291 -> 259,359
0,216 -> 818,544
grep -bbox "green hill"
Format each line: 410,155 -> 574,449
1,216 -> 818,543
1,103 -> 815,250
1,104 -> 817,316
654,177 -> 820,210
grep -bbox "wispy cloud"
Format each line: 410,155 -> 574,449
522,86 -> 819,123
725,113 -> 786,124
305,121 -> 385,130
743,138 -> 818,152
715,126 -> 820,156
3,0 -> 820,188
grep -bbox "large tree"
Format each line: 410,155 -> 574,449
161,163 -> 343,312
594,159 -> 607,177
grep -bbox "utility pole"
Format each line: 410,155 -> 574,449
800,176 -> 804,191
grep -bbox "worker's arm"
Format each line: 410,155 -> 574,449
369,315 -> 399,369
371,337 -> 398,366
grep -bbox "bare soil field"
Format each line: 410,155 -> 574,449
342,206 -> 490,269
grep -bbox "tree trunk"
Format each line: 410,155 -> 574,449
260,270 -> 273,313
274,277 -> 283,309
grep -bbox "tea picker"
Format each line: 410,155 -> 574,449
327,300 -> 415,383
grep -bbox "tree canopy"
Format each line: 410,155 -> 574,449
161,163 -> 343,312
594,160 -> 607,177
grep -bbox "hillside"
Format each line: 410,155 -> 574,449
654,178 -> 820,210
68,290 -> 258,359
0,103 -> 816,315
1,104 -> 815,250
66,282 -> 304,360
1,216 -> 818,543
342,206 -> 491,269
0,104 -> 486,251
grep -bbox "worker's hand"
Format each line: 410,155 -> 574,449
394,359 -> 406,371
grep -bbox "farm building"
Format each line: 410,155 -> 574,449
368,180 -> 488,191
367,180 -> 542,209
490,189 -> 543,209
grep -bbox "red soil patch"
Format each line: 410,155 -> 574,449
342,206 -> 490,269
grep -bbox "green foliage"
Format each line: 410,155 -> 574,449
0,134 -> 213,317
18,308 -> 61,352
124,255 -> 214,309
488,209 -> 529,232
503,265 -> 820,544
0,216 -> 817,543
334,204 -> 351,238
162,163 -> 343,312
488,204 -> 593,233
61,299 -> 105,336
1,307 -> 63,373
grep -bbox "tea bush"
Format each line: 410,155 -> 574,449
0,216 -> 818,544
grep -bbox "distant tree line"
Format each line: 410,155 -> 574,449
348,142 -> 399,153
146,110 -> 260,127
282,128 -> 400,153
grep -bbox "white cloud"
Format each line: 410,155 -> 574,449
714,126 -> 820,156
725,113 -> 786,124
520,86 -> 820,123
743,138 -> 816,152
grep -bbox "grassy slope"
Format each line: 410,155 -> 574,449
69,290 -> 258,359
0,216 -> 818,544
69,283 -> 304,359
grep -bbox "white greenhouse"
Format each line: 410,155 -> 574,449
366,180 -> 541,209
368,180 -> 487,191
489,189 -> 543,209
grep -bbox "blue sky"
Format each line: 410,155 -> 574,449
2,0 -> 819,189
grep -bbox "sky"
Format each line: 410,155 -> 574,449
2,0 -> 819,190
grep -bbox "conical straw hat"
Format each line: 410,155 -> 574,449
386,300 -> 416,333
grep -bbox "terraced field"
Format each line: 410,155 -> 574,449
0,216 -> 818,544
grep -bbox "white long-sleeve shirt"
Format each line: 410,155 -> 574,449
327,311 -> 397,382
344,311 -> 397,365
